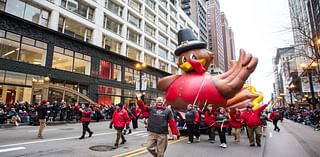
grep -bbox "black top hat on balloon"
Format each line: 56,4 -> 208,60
174,28 -> 207,56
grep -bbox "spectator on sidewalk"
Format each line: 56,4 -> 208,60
79,103 -> 93,139
269,108 -> 282,132
109,103 -> 130,149
136,92 -> 178,157
7,108 -> 20,126
37,100 -> 48,139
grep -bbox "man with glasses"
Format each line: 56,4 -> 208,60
136,92 -> 178,157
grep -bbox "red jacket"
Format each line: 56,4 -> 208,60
112,109 -> 130,129
80,109 -> 92,122
242,104 -> 267,127
230,113 -> 243,128
136,108 -> 141,118
269,111 -> 282,121
203,110 -> 216,126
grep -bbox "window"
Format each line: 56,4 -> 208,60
0,30 -> 47,66
170,18 -> 177,28
60,0 -> 94,21
52,46 -> 91,75
158,33 -> 167,45
98,85 -> 122,105
58,16 -> 93,42
169,41 -> 177,50
129,0 -> 141,13
104,15 -> 122,35
170,29 -> 177,40
170,6 -> 177,17
125,67 -> 134,84
144,39 -> 155,52
144,54 -> 155,67
171,66 -> 178,74
159,60 -> 168,71
145,24 -> 155,37
168,52 -> 177,63
103,36 -> 121,53
128,12 -> 141,28
159,0 -> 167,7
158,7 -> 167,20
145,0 -> 155,9
144,10 -> 155,23
127,29 -> 140,45
126,46 -> 140,61
159,47 -> 167,59
0,0 -> 6,11
4,71 -> 26,85
5,0 -> 49,27
105,0 -> 123,17
158,20 -> 167,32
99,60 -> 121,81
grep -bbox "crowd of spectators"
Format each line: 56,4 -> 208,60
286,107 -> 320,131
0,101 -> 117,126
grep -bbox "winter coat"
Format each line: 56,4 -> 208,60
112,109 -> 130,129
80,108 -> 92,122
215,112 -> 229,128
242,104 -> 267,127
204,110 -> 216,126
230,113 -> 243,128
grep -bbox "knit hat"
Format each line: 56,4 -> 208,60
116,103 -> 123,108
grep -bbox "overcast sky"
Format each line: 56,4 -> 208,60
219,0 -> 294,102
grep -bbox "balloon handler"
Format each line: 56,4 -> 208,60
157,28 -> 258,111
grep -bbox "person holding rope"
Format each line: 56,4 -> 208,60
185,104 -> 200,144
215,107 -> 230,148
230,108 -> 244,144
203,104 -> 216,143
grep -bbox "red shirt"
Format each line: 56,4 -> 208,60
112,109 -> 130,129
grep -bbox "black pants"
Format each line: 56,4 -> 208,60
81,122 -> 92,137
116,128 -> 125,145
194,123 -> 200,138
132,119 -> 138,129
208,125 -> 216,140
217,128 -> 227,144
187,123 -> 195,142
273,120 -> 280,131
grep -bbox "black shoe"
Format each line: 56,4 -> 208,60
128,129 -> 132,134
112,144 -> 119,149
257,143 -> 261,147
250,144 -> 255,147
89,132 -> 93,137
120,139 -> 127,144
79,136 -> 84,140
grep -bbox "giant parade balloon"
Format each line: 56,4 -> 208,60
157,28 -> 258,112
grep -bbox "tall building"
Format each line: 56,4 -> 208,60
0,0 -> 200,105
221,12 -> 235,71
206,0 -> 224,74
307,0 -> 320,50
179,0 -> 208,43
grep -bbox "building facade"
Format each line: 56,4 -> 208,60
221,12 -> 235,71
179,0 -> 208,43
206,0 -> 224,74
0,0 -> 200,105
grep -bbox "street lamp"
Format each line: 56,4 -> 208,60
301,62 -> 318,109
287,84 -> 295,109
135,63 -> 146,91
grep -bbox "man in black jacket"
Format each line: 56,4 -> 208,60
37,100 -> 48,139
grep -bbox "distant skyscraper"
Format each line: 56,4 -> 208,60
179,0 -> 208,43
206,0 -> 224,74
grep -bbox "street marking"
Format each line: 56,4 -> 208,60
269,132 -> 273,138
0,147 -> 26,153
0,132 -> 115,148
128,131 -> 146,135
133,133 -> 148,136
27,128 -> 58,133
112,136 -> 187,157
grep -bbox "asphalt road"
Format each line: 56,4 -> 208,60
0,119 -> 319,157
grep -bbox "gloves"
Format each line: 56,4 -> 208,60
109,122 -> 113,129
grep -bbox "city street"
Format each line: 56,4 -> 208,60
1,120 -> 320,157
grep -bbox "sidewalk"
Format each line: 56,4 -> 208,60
264,119 -> 320,157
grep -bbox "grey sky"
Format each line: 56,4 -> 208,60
219,0 -> 294,102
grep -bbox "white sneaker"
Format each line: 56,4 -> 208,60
196,138 -> 200,142
222,143 -> 227,148
219,144 -> 224,147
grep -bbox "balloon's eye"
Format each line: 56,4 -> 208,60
190,54 -> 197,60
182,56 -> 187,63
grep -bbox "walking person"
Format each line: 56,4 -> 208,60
79,103 -> 93,139
37,100 -> 48,139
242,100 -> 270,147
185,104 -> 200,144
260,112 -> 268,137
193,105 -> 202,141
109,103 -> 130,149
136,92 -> 178,157
203,104 -> 216,143
230,108 -> 243,144
269,108 -> 281,132
215,107 -> 229,148
123,105 -> 132,135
